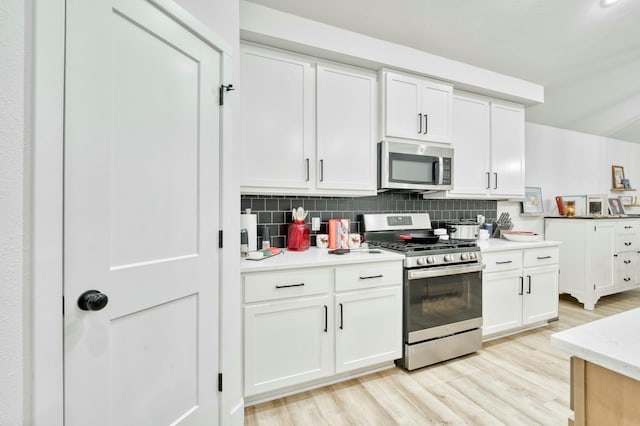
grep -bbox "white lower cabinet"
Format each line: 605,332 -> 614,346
244,295 -> 332,396
482,246 -> 559,338
335,286 -> 402,374
243,261 -> 402,401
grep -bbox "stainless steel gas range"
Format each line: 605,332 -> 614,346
363,213 -> 484,370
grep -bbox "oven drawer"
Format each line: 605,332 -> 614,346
244,268 -> 331,303
335,261 -> 402,292
483,251 -> 523,273
523,247 -> 559,268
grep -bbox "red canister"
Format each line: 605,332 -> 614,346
287,220 -> 310,251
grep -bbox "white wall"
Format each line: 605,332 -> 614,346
0,0 -> 26,424
498,122 -> 640,236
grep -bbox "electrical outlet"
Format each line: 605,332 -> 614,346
312,217 -> 320,231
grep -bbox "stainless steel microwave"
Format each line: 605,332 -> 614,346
378,140 -> 453,191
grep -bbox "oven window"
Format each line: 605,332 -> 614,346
407,271 -> 482,333
389,152 -> 437,184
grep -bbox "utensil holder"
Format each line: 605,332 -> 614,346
287,220 -> 310,251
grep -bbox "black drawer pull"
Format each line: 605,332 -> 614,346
275,283 -> 304,289
359,274 -> 383,280
496,260 -> 513,265
624,277 -> 632,282
625,242 -> 632,246
323,305 -> 328,332
536,256 -> 552,260
624,260 -> 632,264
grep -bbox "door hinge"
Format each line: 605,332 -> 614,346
219,84 -> 235,106
218,230 -> 223,248
218,373 -> 223,392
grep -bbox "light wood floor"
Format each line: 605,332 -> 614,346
245,289 -> 640,425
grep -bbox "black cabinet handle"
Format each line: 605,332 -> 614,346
625,226 -> 633,229
359,274 -> 383,280
77,290 -> 109,311
320,159 -> 324,182
418,113 -> 422,133
339,303 -> 344,330
625,242 -> 632,246
518,277 -> 523,295
624,277 -> 632,282
624,259 -> 632,264
323,305 -> 328,332
424,114 -> 428,134
486,172 -> 491,190
527,275 -> 532,294
275,283 -> 304,289
494,172 -> 498,189
537,256 -> 552,260
496,260 -> 513,265
305,158 -> 309,181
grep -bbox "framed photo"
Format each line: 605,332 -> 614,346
612,165 -> 625,189
608,197 -> 626,215
522,187 -> 544,214
619,195 -> 633,206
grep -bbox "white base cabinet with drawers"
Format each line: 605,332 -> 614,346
482,246 -> 559,338
243,261 -> 402,402
545,218 -> 640,310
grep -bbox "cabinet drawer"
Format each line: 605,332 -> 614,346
616,220 -> 640,235
244,268 -> 331,303
483,251 -> 523,273
615,235 -> 640,253
523,247 -> 559,268
335,261 -> 402,292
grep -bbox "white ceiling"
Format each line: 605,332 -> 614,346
245,0 -> 640,143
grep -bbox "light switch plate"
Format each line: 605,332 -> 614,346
312,217 -> 320,231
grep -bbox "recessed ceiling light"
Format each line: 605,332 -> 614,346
601,0 -> 619,7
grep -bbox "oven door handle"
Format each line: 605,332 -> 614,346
407,262 -> 485,280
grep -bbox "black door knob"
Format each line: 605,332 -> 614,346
77,290 -> 109,311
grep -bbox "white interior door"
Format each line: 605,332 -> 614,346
64,1 -> 220,425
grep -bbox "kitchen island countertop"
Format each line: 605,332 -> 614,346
477,238 -> 561,252
240,247 -> 405,273
551,307 -> 640,381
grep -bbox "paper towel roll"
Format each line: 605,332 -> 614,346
240,213 -> 257,252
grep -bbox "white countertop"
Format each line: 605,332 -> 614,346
477,238 -> 561,252
551,308 -> 640,381
240,247 -> 405,273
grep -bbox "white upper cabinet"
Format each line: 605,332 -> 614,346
240,44 -> 315,191
240,43 -> 377,196
381,70 -> 452,144
438,91 -> 525,199
316,64 -> 376,192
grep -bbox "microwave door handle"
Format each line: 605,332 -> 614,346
438,157 -> 444,185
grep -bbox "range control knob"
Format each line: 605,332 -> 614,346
427,256 -> 436,264
444,254 -> 453,262
471,252 -> 478,260
417,257 -> 427,265
461,253 -> 469,261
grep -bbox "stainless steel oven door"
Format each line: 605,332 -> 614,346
405,263 -> 483,344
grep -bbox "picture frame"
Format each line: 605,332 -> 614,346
608,197 -> 626,215
522,187 -> 544,214
612,165 -> 625,189
619,195 -> 633,206
587,194 -> 607,216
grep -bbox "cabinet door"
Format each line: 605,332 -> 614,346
449,93 -> 491,196
489,101 -> 525,197
335,287 -> 402,373
240,45 -> 314,191
419,80 -> 453,143
316,64 -> 376,192
522,265 -> 559,325
244,295 -> 332,396
589,223 -> 615,295
384,72 -> 421,140
482,270 -> 523,336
